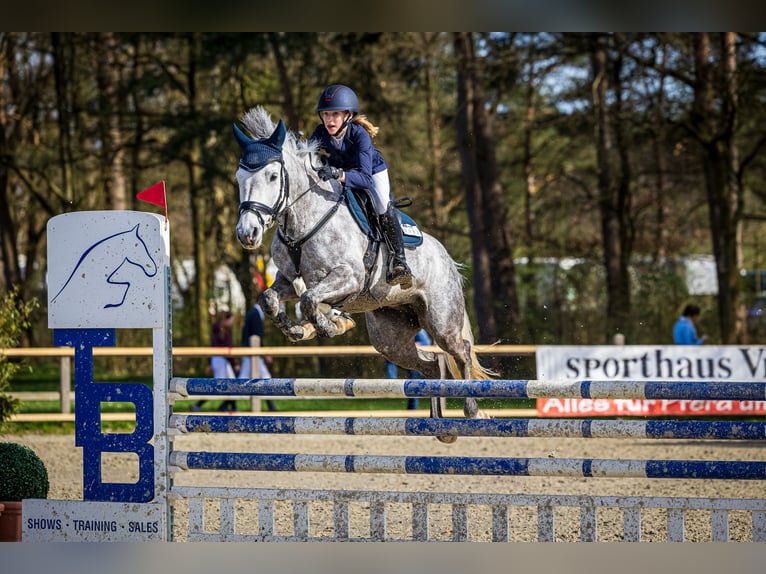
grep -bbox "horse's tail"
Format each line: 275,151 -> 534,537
444,310 -> 496,380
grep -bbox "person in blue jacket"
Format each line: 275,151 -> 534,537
310,84 -> 411,287
673,304 -> 708,344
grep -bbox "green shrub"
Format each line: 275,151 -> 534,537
0,288 -> 38,427
0,442 -> 49,500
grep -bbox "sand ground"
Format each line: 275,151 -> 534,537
6,421 -> 765,542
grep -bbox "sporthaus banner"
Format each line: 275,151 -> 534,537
535,345 -> 766,417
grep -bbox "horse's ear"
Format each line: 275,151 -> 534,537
232,122 -> 254,149
267,119 -> 286,150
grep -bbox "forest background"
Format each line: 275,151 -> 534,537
2,32 -> 766,379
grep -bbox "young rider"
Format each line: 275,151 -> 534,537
309,84 -> 412,287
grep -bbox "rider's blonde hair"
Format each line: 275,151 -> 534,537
353,115 -> 379,138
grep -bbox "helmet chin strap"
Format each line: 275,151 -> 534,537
340,111 -> 357,134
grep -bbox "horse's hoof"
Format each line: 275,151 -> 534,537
315,321 -> 336,338
286,324 -> 312,342
436,435 -> 458,444
330,313 -> 356,335
260,290 -> 281,317
285,329 -> 305,343
464,403 -> 479,419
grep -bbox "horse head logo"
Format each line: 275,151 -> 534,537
51,223 -> 159,310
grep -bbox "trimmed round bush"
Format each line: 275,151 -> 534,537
0,442 -> 49,501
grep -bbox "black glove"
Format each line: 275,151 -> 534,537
318,165 -> 342,181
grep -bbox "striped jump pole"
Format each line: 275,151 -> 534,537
169,414 -> 766,440
166,375 -> 766,541
168,451 -> 766,480
169,377 -> 766,401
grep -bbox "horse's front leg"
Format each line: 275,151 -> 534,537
299,265 -> 361,338
258,272 -> 315,342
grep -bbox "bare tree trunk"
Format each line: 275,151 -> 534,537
127,35 -> 147,210
650,41 -> 669,264
612,37 -> 634,331
691,32 -> 743,343
591,33 -> 631,341
420,33 -> 449,234
187,34 -> 211,345
651,137 -> 669,264
0,35 -> 20,290
94,32 -> 128,210
722,32 -> 746,342
51,33 -> 75,207
476,107 -> 521,342
522,51 -> 537,251
453,32 -> 496,343
453,32 -> 521,344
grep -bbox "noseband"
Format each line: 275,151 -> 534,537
238,157 -> 289,227
238,153 -> 345,275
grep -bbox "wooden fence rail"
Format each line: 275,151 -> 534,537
3,345 -> 536,414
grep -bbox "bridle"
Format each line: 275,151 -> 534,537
238,157 -> 289,229
238,155 -> 345,272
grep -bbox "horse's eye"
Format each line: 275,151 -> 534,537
269,171 -> 279,183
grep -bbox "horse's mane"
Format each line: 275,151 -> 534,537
239,106 -> 319,160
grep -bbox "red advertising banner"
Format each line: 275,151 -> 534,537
537,398 -> 766,417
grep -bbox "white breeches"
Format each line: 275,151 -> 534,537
372,169 -> 391,214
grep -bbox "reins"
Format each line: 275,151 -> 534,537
277,192 -> 344,271
239,154 -> 346,273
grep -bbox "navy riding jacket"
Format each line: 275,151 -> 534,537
309,122 -> 387,192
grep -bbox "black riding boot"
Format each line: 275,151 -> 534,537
379,203 -> 412,287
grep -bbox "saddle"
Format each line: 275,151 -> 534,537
334,181 -> 423,289
345,189 -> 424,247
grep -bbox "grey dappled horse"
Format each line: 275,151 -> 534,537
233,107 -> 492,438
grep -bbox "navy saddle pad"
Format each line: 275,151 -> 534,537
344,188 -> 424,247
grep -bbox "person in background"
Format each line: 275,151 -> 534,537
239,301 -> 276,411
384,328 -> 432,410
192,306 -> 238,412
673,304 -> 708,345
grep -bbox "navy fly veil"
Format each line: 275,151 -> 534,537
233,119 -> 286,172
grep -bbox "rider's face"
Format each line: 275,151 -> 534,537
321,110 -> 349,136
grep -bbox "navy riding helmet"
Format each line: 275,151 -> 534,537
316,84 -> 359,116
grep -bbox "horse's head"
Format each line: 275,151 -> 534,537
233,114 -> 288,250
124,223 -> 158,277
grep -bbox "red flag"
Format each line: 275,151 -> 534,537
137,181 -> 167,221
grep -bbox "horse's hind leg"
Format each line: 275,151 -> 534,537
427,317 -> 484,420
366,307 -> 461,444
429,355 -> 457,444
365,307 -> 439,374
460,339 -> 481,418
